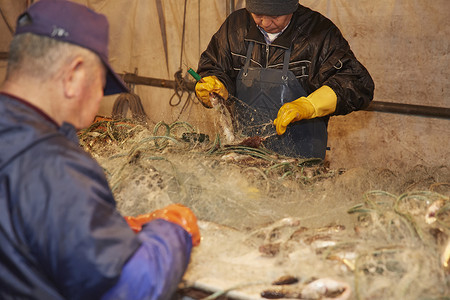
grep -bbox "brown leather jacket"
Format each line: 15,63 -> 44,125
196,5 -> 374,115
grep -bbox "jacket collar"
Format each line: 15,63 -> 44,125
0,92 -> 59,127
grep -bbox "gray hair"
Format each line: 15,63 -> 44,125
6,33 -> 99,81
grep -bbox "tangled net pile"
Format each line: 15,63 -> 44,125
78,118 -> 450,300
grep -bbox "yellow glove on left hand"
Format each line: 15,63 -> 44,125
273,98 -> 315,135
273,85 -> 337,135
195,76 -> 228,108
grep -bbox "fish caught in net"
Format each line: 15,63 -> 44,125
78,118 -> 450,299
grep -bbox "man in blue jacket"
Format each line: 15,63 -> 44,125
0,1 -> 200,299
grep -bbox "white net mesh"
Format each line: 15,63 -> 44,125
79,119 -> 450,299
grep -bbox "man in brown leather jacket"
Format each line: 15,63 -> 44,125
195,0 -> 374,159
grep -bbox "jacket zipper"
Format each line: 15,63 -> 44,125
265,44 -> 269,68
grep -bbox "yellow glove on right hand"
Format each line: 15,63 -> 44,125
195,76 -> 228,108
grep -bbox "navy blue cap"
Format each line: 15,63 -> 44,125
15,0 -> 128,95
246,0 -> 299,16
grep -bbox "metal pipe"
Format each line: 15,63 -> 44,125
120,73 -> 450,120
4,51 -> 445,119
120,73 -> 195,91
365,101 -> 450,119
0,52 -> 8,60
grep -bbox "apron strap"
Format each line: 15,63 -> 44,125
282,47 -> 291,82
242,42 -> 255,75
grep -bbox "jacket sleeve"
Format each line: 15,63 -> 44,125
196,15 -> 237,96
309,21 -> 375,115
101,219 -> 193,300
19,142 -> 141,300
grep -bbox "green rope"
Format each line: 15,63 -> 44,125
265,161 -> 295,175
206,133 -> 221,154
153,121 -> 171,136
169,121 -> 196,133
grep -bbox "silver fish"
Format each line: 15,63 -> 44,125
209,92 -> 235,143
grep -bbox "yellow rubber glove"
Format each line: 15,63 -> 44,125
273,85 -> 337,135
195,76 -> 228,108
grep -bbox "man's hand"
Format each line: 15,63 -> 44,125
273,85 -> 337,135
125,204 -> 201,246
195,76 -> 228,108
273,98 -> 315,135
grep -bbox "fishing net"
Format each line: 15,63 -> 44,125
78,117 -> 450,300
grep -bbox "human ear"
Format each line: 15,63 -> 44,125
62,56 -> 86,99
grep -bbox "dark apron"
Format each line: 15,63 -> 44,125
234,42 -> 328,159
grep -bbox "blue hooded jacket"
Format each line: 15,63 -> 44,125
0,93 -> 192,300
